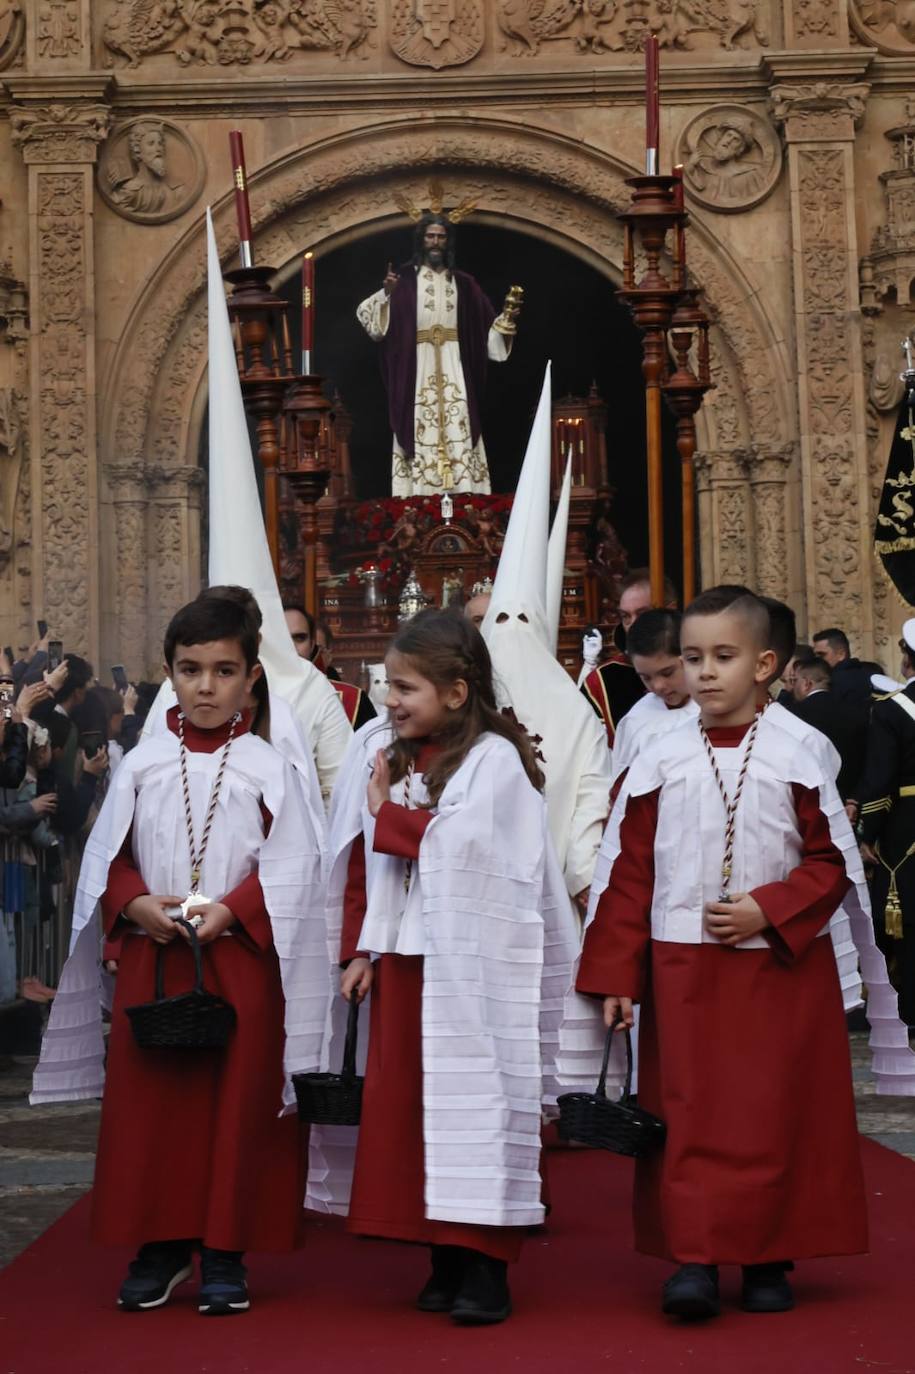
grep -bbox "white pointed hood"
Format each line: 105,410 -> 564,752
485,361 -> 552,647
145,214 -> 350,804
481,365 -> 611,896
546,449 -> 572,654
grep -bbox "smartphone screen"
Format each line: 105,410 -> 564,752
112,665 -> 128,694
47,640 -> 63,672
80,731 -> 102,759
37,619 -> 48,639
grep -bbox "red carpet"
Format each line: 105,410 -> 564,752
1,1138 -> 911,1374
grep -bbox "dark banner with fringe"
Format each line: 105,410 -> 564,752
875,367 -> 915,607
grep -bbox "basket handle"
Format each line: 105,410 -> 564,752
341,994 -> 361,1080
154,916 -> 205,1001
596,1017 -> 634,1101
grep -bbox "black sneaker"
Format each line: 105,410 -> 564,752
662,1264 -> 721,1320
118,1241 -> 194,1311
741,1262 -> 795,1313
416,1245 -> 467,1312
450,1252 -> 512,1326
198,1248 -> 250,1316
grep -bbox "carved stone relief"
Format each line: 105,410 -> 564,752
792,0 -> 839,38
35,172 -> 93,648
37,0 -> 81,59
678,105 -> 782,214
849,0 -> 915,54
10,104 -> 109,165
0,389 -> 24,573
98,118 -> 204,225
390,0 -> 482,68
496,0 -> 769,55
101,0 -> 377,67
0,1 -> 24,70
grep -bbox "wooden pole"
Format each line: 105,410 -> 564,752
678,417 -> 697,603
643,328 -> 666,606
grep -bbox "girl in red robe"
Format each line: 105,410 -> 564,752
577,587 -> 867,1320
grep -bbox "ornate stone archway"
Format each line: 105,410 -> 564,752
99,116 -> 799,672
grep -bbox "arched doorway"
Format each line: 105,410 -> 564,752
102,117 -> 797,671
269,220 -> 683,573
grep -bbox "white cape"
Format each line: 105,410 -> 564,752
558,709 -> 915,1097
307,721 -> 580,1227
31,730 -> 328,1110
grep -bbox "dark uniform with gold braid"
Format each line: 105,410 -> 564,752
858,680 -> 915,1027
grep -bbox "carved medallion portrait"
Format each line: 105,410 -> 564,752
677,105 -> 782,214
97,118 -> 205,225
850,0 -> 915,55
390,0 -> 484,68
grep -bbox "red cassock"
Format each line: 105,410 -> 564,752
577,723 -> 868,1266
340,773 -> 523,1263
91,716 -> 307,1253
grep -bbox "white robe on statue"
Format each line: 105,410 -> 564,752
357,267 -> 510,498
30,731 -> 328,1110
306,720 -> 580,1226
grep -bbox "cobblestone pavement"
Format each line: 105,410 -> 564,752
1,1033 -> 914,1271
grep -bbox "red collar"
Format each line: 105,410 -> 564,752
166,704 -> 252,753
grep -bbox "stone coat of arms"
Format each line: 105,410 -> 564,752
390,0 -> 484,68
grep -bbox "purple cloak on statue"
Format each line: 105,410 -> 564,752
379,266 -> 497,461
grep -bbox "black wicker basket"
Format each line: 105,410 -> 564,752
293,996 -> 363,1125
125,918 -> 237,1050
557,1022 -> 666,1158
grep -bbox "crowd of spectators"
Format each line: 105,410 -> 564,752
0,640 -> 159,1008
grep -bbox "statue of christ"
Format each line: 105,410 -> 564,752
357,214 -> 520,498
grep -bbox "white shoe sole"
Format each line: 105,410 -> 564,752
198,1298 -> 250,1315
118,1263 -> 194,1311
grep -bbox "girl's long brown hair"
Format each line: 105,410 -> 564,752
386,608 -> 544,807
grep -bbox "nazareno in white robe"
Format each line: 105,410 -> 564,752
306,721 -> 581,1228
30,729 -> 328,1110
558,708 -> 915,1097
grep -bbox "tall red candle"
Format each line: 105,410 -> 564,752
301,252 -> 315,375
645,34 -> 660,175
228,130 -> 253,268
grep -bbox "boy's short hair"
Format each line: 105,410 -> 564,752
627,608 -> 681,660
683,585 -> 770,648
758,596 -> 797,676
202,584 -> 262,632
164,597 -> 258,669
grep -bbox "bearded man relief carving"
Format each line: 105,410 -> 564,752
678,106 -> 782,213
98,119 -> 204,225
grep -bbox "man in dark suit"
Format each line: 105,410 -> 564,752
811,627 -> 881,713
791,655 -> 866,802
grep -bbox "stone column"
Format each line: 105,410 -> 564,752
768,56 -> 875,649
104,463 -> 151,680
8,79 -> 110,660
146,466 -> 205,675
695,449 -> 754,588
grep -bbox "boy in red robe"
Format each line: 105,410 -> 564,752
576,587 -> 867,1319
32,596 -> 326,1315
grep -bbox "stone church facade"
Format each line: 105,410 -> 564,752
0,1 -> 913,675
